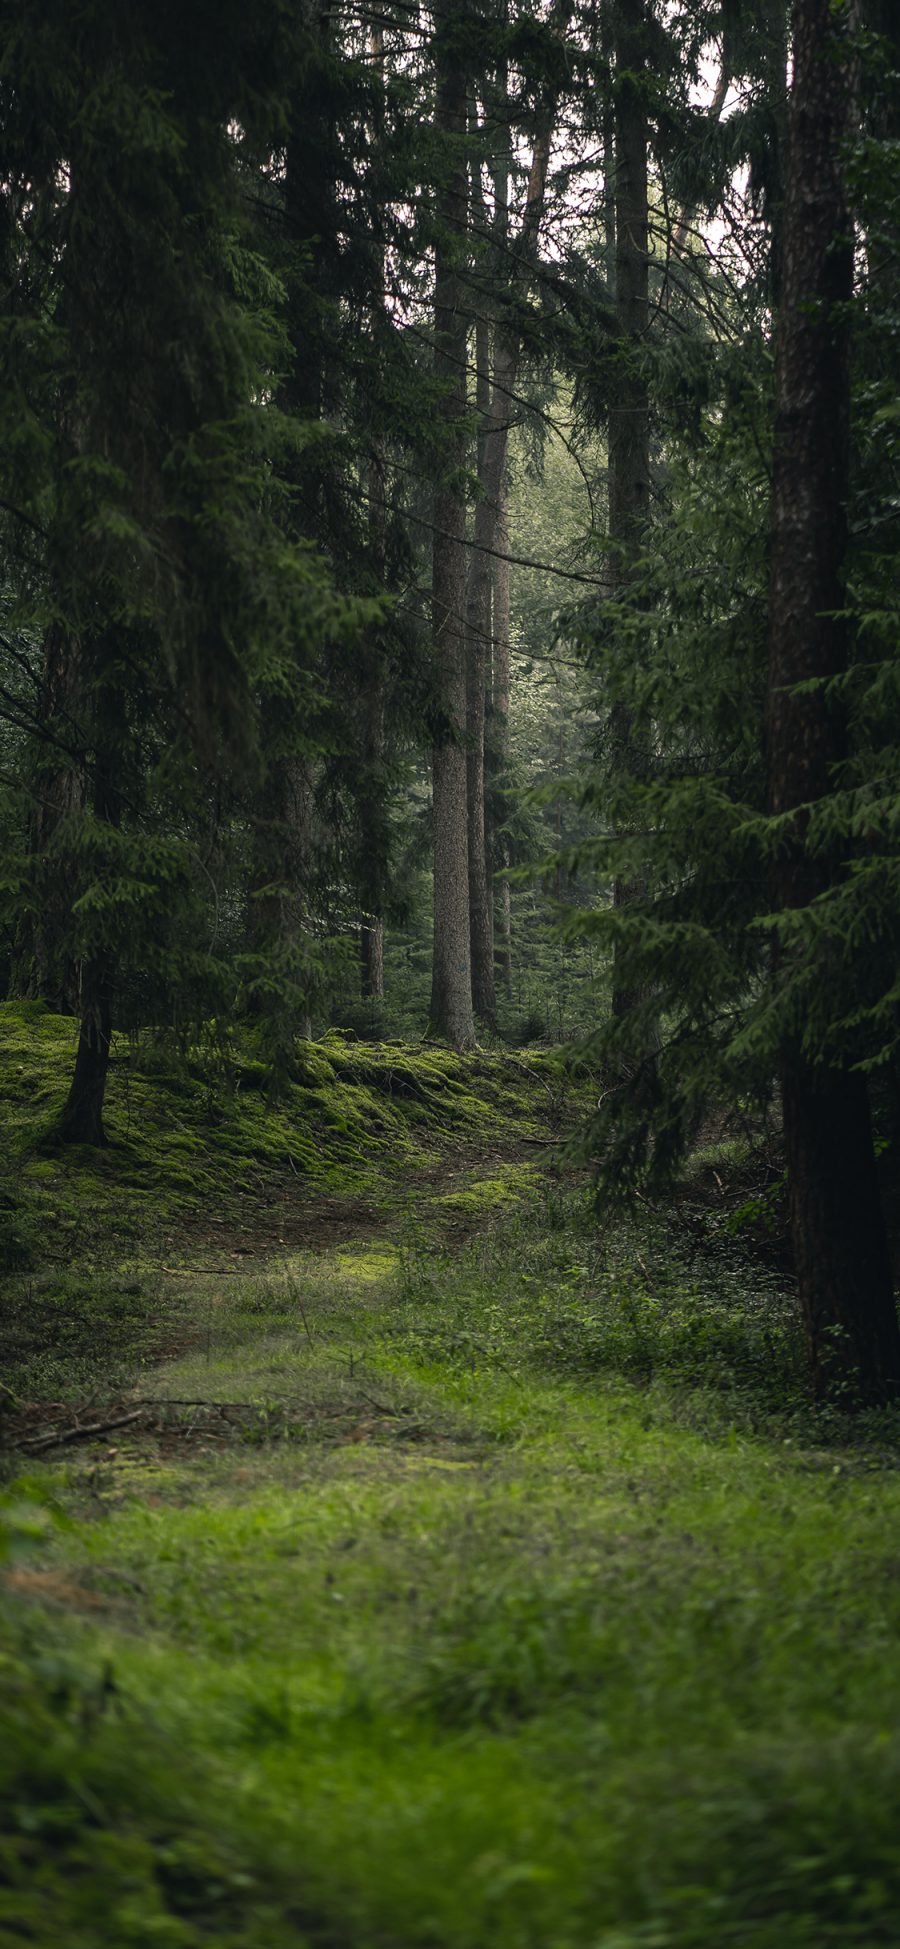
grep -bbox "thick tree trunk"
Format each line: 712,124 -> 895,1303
466,207 -> 496,1027
58,951 -> 112,1145
782,1072 -> 899,1401
359,907 -> 384,1001
466,561 -> 494,1024
429,3 -> 475,1049
609,0 -> 650,1025
767,0 -> 900,1403
489,99 -> 514,1008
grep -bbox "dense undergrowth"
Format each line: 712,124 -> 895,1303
4,1024 -> 900,1947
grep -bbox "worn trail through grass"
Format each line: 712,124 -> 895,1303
6,1111 -> 900,1946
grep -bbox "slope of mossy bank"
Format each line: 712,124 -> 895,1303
4,1189 -> 900,1949
0,1000 -> 576,1405
0,999 -> 570,1252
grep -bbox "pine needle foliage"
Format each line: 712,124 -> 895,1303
570,17 -> 900,1210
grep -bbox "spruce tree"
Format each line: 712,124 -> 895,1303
0,0 -> 353,1138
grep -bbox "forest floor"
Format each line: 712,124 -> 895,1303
5,1017 -> 900,1946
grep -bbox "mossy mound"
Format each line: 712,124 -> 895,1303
0,1004 -> 565,1268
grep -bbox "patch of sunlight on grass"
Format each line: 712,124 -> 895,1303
331,1245 -> 400,1282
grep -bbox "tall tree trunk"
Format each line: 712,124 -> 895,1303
468,0 -> 573,543
609,0 -> 650,1024
360,451 -> 387,1004
359,896 -> 384,1002
466,130 -> 496,1027
492,468 -> 514,1002
602,67 -> 616,536
767,0 -> 900,1404
359,17 -> 387,1007
429,1 -> 475,1049
58,949 -> 112,1145
459,11 -> 571,1026
489,79 -> 513,1006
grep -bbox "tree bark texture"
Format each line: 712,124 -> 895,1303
58,948 -> 112,1145
359,902 -> 384,1001
466,151 -> 496,1025
492,470 -> 514,1002
767,0 -> 900,1403
359,20 -> 388,1006
468,0 -> 573,543
359,605 -> 387,1004
609,0 -> 650,1024
429,2 -> 475,1049
461,12 -> 572,1024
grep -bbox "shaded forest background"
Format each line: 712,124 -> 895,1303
2,0 -> 900,1400
8,10 -> 900,1946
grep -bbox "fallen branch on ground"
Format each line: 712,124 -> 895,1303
21,1408 -> 145,1452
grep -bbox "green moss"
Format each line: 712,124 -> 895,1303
0,1008 -> 565,1263
332,1246 -> 399,1282
434,1163 -> 539,1217
0,1006 -> 583,1411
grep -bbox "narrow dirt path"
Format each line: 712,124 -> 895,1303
7,1140 -> 550,1463
7,1142 -> 900,1949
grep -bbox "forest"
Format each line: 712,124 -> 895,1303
3,0 -> 900,1943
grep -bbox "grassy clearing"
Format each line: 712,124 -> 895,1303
5,1168 -> 900,1947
